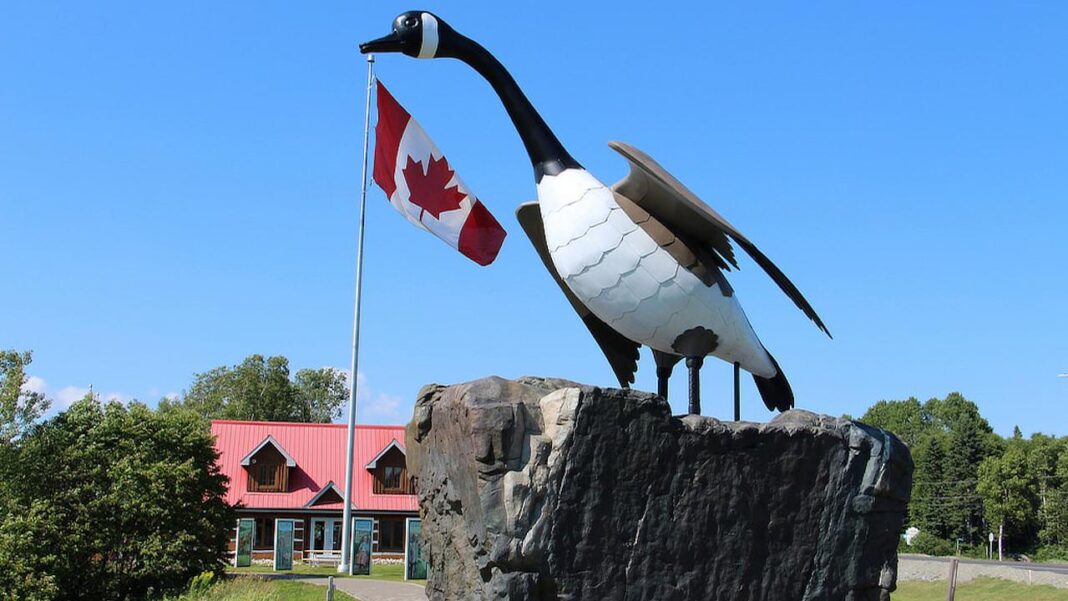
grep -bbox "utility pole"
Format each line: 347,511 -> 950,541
998,523 -> 1004,561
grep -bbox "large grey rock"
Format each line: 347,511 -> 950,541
406,377 -> 912,601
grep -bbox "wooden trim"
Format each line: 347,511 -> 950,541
365,439 -> 405,469
240,435 -> 297,467
303,481 -> 344,508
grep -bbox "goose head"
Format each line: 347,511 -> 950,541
360,11 -> 581,178
360,11 -> 454,59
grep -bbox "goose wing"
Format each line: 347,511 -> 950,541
609,141 -> 831,337
516,201 -> 640,387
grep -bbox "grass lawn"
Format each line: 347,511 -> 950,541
893,577 -> 1068,600
167,578 -> 358,601
227,562 -> 423,584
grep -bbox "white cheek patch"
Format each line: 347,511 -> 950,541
418,13 -> 439,59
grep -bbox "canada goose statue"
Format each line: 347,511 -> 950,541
361,12 -> 831,416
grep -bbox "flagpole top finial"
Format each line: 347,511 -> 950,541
366,53 -> 375,63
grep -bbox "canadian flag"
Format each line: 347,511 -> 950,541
372,81 -> 506,266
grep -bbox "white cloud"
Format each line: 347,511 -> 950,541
22,375 -> 47,395
332,369 -> 411,425
360,392 -> 406,424
54,385 -> 91,410
22,376 -> 142,414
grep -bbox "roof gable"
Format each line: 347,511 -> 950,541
304,481 -> 345,508
239,435 -> 296,468
365,439 -> 405,469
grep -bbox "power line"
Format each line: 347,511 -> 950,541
912,495 -> 983,500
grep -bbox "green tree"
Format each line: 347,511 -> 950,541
3,395 -> 234,600
1042,444 -> 1068,548
165,354 -> 347,423
0,496 -> 59,601
909,433 -> 951,538
0,350 -> 51,443
977,438 -> 1040,554
860,397 -> 930,447
293,367 -> 350,423
1026,434 -> 1068,547
924,393 -> 997,544
862,392 -> 996,545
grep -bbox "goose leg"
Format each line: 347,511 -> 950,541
652,350 -> 682,401
657,368 -> 672,399
733,361 -> 741,421
686,356 -> 704,415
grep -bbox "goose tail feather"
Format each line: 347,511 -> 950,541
752,351 -> 794,413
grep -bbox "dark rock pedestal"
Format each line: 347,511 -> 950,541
405,377 -> 912,601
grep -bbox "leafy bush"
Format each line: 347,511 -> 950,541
185,572 -> 217,597
1,397 -> 234,600
959,543 -> 991,560
1033,546 -> 1068,563
910,531 -> 956,556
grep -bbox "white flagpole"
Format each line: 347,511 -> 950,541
340,53 -> 375,573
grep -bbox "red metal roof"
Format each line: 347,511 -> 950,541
211,420 -> 418,512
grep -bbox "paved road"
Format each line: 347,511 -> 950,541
298,576 -> 427,601
901,553 -> 1068,575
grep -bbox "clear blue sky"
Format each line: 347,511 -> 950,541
2,2 -> 1066,435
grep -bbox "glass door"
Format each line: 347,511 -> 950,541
311,518 -> 342,554
331,521 -> 342,552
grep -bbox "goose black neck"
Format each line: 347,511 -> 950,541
446,36 -> 580,182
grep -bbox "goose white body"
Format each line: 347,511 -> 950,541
538,169 -> 777,378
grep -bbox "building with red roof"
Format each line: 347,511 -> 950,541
211,419 -> 418,562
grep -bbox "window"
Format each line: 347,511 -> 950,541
383,466 -> 402,491
257,464 -> 277,488
254,518 -> 275,550
247,460 -> 288,492
378,517 -> 405,553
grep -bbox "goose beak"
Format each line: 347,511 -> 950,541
360,31 -> 402,54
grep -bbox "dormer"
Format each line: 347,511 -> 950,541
240,435 -> 296,493
304,481 -> 345,508
366,439 -> 411,495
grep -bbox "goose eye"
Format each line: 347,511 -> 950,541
404,17 -> 418,28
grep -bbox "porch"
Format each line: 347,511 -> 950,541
234,511 -> 412,562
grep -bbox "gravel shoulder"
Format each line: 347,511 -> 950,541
899,554 -> 1068,589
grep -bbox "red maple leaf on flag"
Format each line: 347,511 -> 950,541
402,155 -> 468,220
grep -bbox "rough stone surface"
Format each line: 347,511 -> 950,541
405,376 -> 912,601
